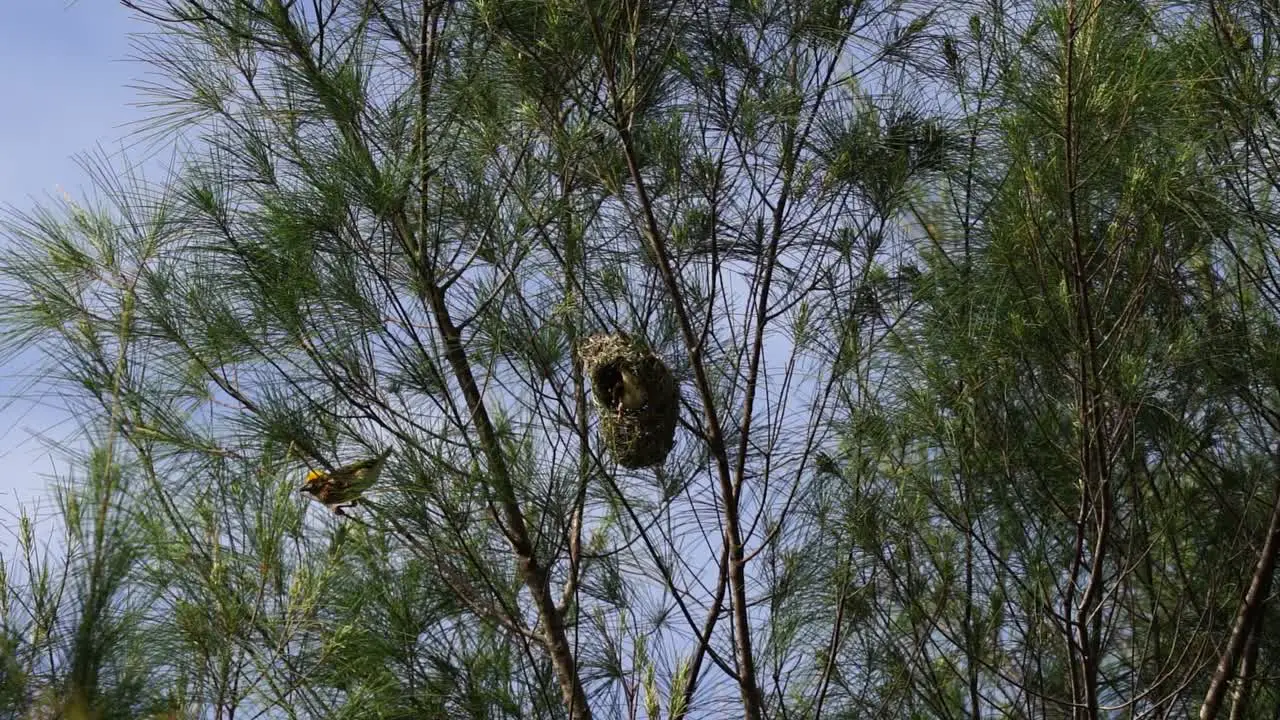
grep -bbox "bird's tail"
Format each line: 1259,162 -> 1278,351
371,447 -> 394,475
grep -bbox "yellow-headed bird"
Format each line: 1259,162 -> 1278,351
616,365 -> 648,412
300,448 -> 392,516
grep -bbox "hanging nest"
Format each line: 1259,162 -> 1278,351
579,333 -> 679,468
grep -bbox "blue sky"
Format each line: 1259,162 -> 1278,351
0,3 -> 150,526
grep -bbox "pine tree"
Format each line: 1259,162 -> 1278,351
2,0 -> 1279,718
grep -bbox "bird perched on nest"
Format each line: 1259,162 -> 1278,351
598,361 -> 648,417
299,449 -> 392,516
616,365 -> 648,412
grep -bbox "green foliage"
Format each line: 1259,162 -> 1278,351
5,0 -> 1280,717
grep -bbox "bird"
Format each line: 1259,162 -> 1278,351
299,448 -> 393,516
616,364 -> 648,413
595,361 -> 648,417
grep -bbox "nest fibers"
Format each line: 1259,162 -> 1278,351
579,333 -> 679,468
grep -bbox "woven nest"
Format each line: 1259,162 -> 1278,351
580,333 -> 679,468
